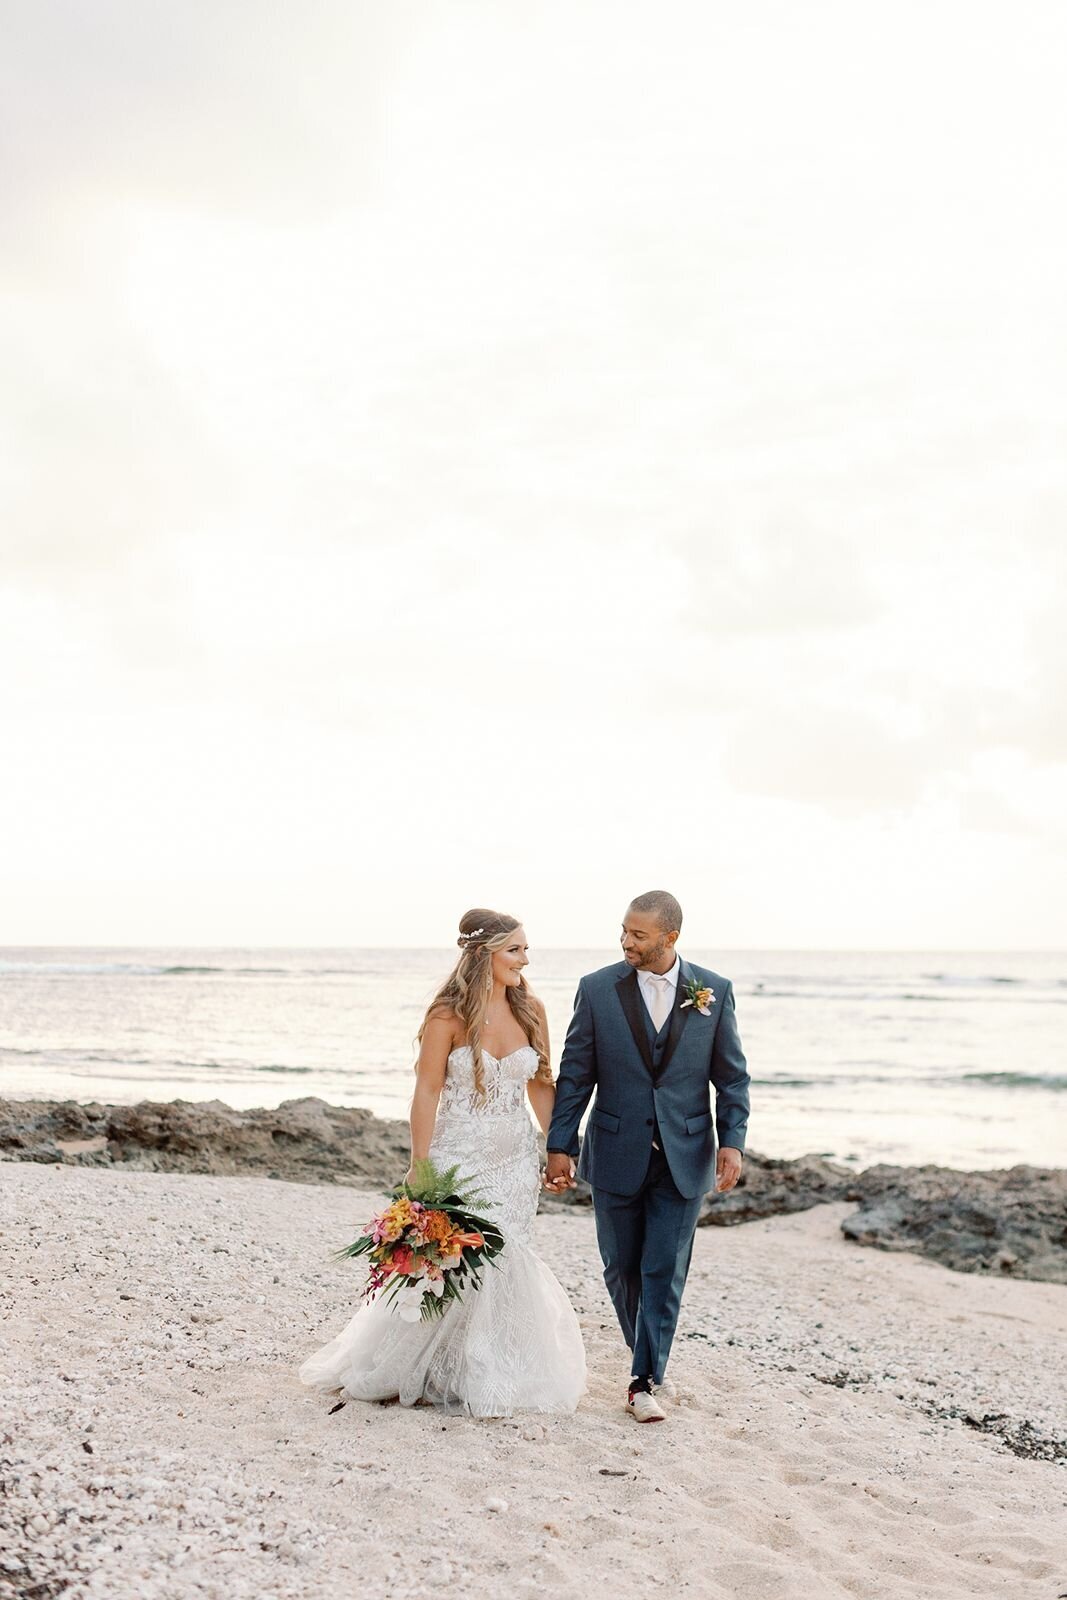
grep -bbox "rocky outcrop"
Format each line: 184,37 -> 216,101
696,1150 -> 853,1225
836,1162 -> 1067,1285
2,1097 -> 1064,1284
695,1149 -> 1067,1284
0,1095 -> 411,1188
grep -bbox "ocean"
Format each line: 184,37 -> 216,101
0,947 -> 1063,1172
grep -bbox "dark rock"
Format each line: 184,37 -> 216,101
697,1150 -> 852,1225
838,1163 -> 1067,1284
695,1150 -> 1066,1285
0,1096 -> 410,1190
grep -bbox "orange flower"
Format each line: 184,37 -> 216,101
453,1231 -> 484,1249
422,1210 -> 454,1243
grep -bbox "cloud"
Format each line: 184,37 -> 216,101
2,0 -> 1066,942
0,2 -> 398,246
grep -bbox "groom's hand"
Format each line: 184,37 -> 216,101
543,1152 -> 577,1191
715,1147 -> 743,1193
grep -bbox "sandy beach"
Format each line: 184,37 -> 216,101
2,1161 -> 1065,1600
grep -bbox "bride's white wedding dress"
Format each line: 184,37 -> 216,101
299,1045 -> 586,1416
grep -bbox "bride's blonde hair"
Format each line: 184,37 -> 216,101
418,908 -> 552,1097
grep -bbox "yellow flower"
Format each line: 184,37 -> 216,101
387,1197 -> 415,1228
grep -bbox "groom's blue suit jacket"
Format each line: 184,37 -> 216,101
547,958 -> 750,1200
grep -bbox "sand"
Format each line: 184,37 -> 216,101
2,1162 -> 1065,1600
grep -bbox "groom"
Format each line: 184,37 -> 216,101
545,891 -> 750,1422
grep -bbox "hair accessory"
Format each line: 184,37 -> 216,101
457,927 -> 486,947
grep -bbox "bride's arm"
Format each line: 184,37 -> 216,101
526,1002 -> 556,1139
406,1013 -> 453,1182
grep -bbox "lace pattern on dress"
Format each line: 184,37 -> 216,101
437,1045 -> 537,1119
430,1047 -> 540,1248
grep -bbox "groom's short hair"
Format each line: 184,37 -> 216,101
629,890 -> 683,933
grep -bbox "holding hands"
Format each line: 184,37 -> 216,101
542,1151 -> 577,1192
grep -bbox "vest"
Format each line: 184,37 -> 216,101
642,1000 -> 673,1144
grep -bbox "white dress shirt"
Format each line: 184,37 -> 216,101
637,956 -> 680,1033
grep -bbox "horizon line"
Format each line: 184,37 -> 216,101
1,942 -> 1064,957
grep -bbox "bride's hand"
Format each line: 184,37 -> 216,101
402,1165 -> 417,1188
543,1153 -> 576,1191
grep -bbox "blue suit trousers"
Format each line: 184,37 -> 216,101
592,1145 -> 704,1384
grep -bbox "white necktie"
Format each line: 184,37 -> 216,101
648,975 -> 672,1032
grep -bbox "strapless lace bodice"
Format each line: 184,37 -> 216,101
438,1044 -> 539,1119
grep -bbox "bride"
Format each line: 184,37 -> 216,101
299,908 -> 587,1416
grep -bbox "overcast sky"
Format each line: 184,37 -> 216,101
2,1 -> 1065,948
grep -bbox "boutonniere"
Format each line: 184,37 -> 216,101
680,977 -> 715,1016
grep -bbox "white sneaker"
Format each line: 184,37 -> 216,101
626,1388 -> 666,1423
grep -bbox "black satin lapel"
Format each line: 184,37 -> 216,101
658,958 -> 693,1076
615,971 -> 654,1074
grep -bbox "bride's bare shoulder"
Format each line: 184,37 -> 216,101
423,1003 -> 464,1050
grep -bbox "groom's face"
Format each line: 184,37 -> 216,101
620,909 -> 678,971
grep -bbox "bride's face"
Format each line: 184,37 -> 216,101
491,927 -> 530,988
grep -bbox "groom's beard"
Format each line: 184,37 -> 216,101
625,939 -> 670,970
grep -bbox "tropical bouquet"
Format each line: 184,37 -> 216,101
337,1158 -> 505,1322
